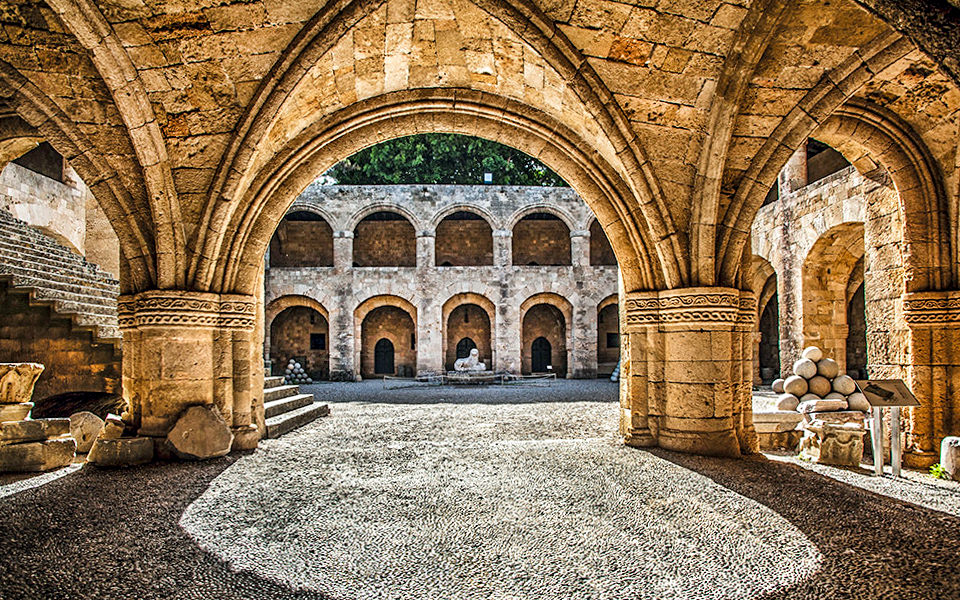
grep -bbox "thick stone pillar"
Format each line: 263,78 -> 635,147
333,231 -> 353,268
417,231 -> 435,268
902,291 -> 960,467
493,229 -> 512,267
572,299 -> 597,378
497,301 -> 521,374
620,287 -> 758,457
119,290 -> 260,451
571,230 -> 589,267
417,299 -> 443,375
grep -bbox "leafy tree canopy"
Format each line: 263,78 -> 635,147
325,134 -> 567,186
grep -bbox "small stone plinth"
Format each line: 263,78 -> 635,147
754,411 -> 803,451
941,436 -> 960,480
88,437 -> 154,468
0,402 -> 34,423
0,418 -> 70,445
800,423 -> 865,467
0,437 -> 76,473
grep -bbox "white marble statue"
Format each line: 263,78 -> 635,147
454,348 -> 486,372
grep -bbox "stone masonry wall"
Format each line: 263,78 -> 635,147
265,184 -> 618,380
269,306 -> 330,379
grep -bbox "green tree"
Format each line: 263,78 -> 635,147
326,134 -> 567,186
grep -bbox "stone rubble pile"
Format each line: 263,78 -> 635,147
284,359 -> 313,385
771,346 -> 869,466
0,363 -> 77,473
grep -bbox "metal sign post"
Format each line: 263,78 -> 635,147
856,380 -> 920,478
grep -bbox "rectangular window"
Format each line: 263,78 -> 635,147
310,333 -> 326,351
606,333 -> 620,349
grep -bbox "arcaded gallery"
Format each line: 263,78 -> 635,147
0,0 -> 959,598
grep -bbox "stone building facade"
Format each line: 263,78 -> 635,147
265,184 -> 620,380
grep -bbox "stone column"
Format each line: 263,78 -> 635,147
417,231 -> 435,268
493,229 -> 512,267
620,287 -> 758,457
571,230 -> 589,267
333,231 -> 353,268
902,291 -> 960,468
572,299 -> 597,378
497,301 -> 522,374
417,298 -> 443,375
781,144 -> 807,194
119,290 -> 260,451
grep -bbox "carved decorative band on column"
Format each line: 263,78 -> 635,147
903,291 -> 960,325
623,288 -> 746,330
118,291 -> 256,330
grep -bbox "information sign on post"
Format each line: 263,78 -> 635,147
854,379 -> 920,478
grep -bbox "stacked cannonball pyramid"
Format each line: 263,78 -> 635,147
284,359 -> 313,385
772,346 -> 870,414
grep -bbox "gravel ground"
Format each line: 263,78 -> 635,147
1,380 -> 959,599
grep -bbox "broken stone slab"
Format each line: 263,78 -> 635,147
802,410 -> 865,428
0,402 -> 33,423
166,405 -> 234,460
0,363 -> 44,405
941,436 -> 960,480
798,398 -> 848,413
70,412 -> 104,453
98,413 -> 125,441
800,423 -> 865,467
753,410 -> 803,434
0,437 -> 76,473
0,418 -> 70,445
87,437 -> 154,468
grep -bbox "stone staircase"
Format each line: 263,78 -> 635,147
263,375 -> 329,438
0,207 -> 120,352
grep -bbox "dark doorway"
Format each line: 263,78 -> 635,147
759,294 -> 780,382
456,337 -> 476,359
846,283 -> 867,379
374,338 -> 395,375
531,337 -> 552,372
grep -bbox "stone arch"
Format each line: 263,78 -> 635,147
442,293 -> 496,371
720,88 -> 952,292
801,222 -> 866,371
512,211 -> 572,267
354,294 -> 418,379
266,295 -> 329,332
507,204 -> 577,232
751,255 -> 779,383
269,210 -> 335,268
286,202 -> 339,232
268,297 -> 331,380
590,218 -> 618,267
435,209 -> 495,267
352,210 -> 418,268
597,294 -> 620,376
347,202 -> 424,234
430,204 -> 500,232
0,114 -> 41,170
199,89 -> 667,295
520,292 -> 573,377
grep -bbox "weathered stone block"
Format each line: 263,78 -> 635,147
0,437 -> 76,473
800,424 -> 865,466
941,436 -> 960,480
88,437 -> 154,468
70,411 -> 104,453
0,402 -> 33,422
1,418 -> 70,445
166,405 -> 234,460
798,398 -> 847,413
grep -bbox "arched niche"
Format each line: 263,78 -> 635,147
269,210 -> 334,268
513,213 -> 571,266
435,210 -> 493,267
353,211 -> 416,268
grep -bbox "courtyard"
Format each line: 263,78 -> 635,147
2,381 -> 958,599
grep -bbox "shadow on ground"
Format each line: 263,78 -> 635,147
0,459 -> 331,600
650,449 -> 960,600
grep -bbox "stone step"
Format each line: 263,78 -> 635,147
0,239 -> 116,282
265,402 -> 329,439
264,393 -> 314,419
264,375 -> 284,388
6,275 -> 119,309
0,263 -> 119,295
263,384 -> 300,403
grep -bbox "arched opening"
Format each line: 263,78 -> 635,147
522,304 -> 567,376
269,305 -> 330,380
445,304 -> 492,371
456,338 -> 476,358
435,211 -> 493,266
512,213 -> 571,266
846,283 -> 868,379
269,211 -> 334,267
360,305 -> 416,378
597,299 -> 620,376
353,211 -> 416,267
590,219 -> 617,266
758,294 -> 780,383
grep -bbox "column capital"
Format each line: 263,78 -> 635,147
333,230 -> 354,239
570,229 -> 590,238
118,290 -> 256,331
622,287 -> 755,332
903,290 -> 960,326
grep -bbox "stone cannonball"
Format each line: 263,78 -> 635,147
771,378 -> 785,394
793,358 -> 818,380
817,358 -> 840,379
776,393 -> 800,412
783,375 -> 808,397
801,346 -> 824,362
824,392 -> 846,400
832,374 -> 857,396
799,393 -> 822,404
808,375 -> 831,398
847,392 -> 870,412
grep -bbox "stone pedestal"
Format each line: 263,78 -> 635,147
902,291 -> 960,468
753,410 -> 803,451
800,423 -> 866,466
119,290 -> 262,453
620,287 -> 757,457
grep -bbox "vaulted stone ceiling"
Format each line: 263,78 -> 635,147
0,0 -> 957,295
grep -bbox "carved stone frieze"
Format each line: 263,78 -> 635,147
118,291 -> 256,331
903,291 -> 960,325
